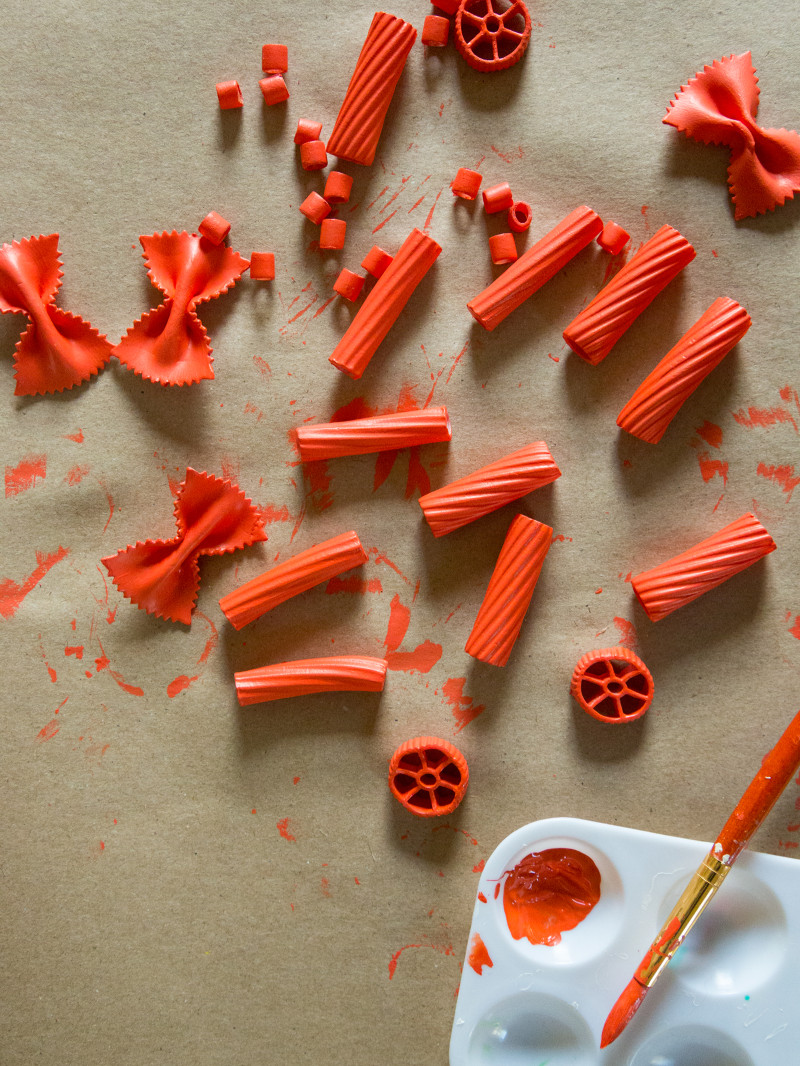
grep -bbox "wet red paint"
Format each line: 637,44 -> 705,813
277,817 -> 296,842
0,546 -> 69,619
468,933 -> 493,974
167,674 -> 198,697
325,575 -> 383,594
383,594 -> 443,674
696,420 -> 723,448
697,453 -> 729,486
64,645 -> 84,659
64,429 -> 85,443
503,848 -> 602,946
64,464 -> 90,486
5,455 -> 47,497
756,462 -> 800,500
442,677 -> 486,732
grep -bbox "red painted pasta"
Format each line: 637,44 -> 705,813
632,512 -> 776,622
563,224 -> 696,365
618,297 -> 751,443
235,656 -> 387,705
296,406 -> 451,461
467,206 -> 603,331
466,515 -> 552,666
329,227 -> 441,379
326,12 -> 417,166
219,530 -> 367,629
418,442 -> 561,537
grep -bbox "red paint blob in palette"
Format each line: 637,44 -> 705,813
502,847 -> 601,947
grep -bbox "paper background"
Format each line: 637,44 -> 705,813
1,1 -> 799,1062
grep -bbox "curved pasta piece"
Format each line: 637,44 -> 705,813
326,12 -> 417,166
219,530 -> 368,629
102,468 -> 266,624
113,231 -> 249,386
0,234 -> 112,395
329,228 -> 441,380
618,297 -> 751,443
563,225 -> 696,365
466,515 -> 552,666
235,656 -> 388,705
467,206 -> 603,331
418,442 -> 560,537
663,52 -> 800,219
296,407 -> 451,461
631,512 -> 775,622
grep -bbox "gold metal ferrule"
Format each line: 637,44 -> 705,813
635,852 -> 730,987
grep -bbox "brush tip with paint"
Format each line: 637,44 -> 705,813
600,977 -> 648,1047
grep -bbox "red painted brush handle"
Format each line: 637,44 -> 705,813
715,706 -> 800,861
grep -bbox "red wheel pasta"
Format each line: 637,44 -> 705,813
112,231 -> 249,386
0,233 -> 112,395
631,512 -> 776,622
329,227 -> 441,380
219,530 -> 368,630
235,656 -> 387,705
326,12 -> 417,166
466,515 -> 552,666
418,442 -> 561,537
467,206 -> 603,331
102,468 -> 266,624
388,736 -> 469,817
454,0 -> 532,73
571,647 -> 654,723
617,297 -> 751,443
296,406 -> 451,462
562,224 -> 696,366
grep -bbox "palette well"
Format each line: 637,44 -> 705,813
450,817 -> 799,1066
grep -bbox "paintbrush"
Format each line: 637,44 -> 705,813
601,705 -> 800,1049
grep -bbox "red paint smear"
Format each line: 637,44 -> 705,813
64,645 -> 84,659
468,933 -> 493,975
293,775 -> 300,785
788,616 -> 800,640
408,196 -> 425,213
253,355 -> 272,377
258,504 -> 291,523
368,546 -> 414,587
551,534 -> 572,543
756,462 -> 800,500
372,210 -> 398,234
732,405 -> 798,433
477,891 -> 488,903
443,677 -> 486,733
473,859 -> 486,874
64,429 -> 85,443
503,848 -> 601,946
388,939 -> 454,979
610,617 -> 639,650
547,352 -> 560,363
445,342 -> 469,385
5,455 -> 47,497
96,477 -> 115,533
312,295 -> 336,318
384,594 -> 411,651
387,640 -> 443,674
287,297 -> 317,324
697,453 -> 729,486
277,817 -> 296,842
36,697 -> 69,742
321,877 -> 331,897
94,640 -> 144,695
405,447 -> 432,499
195,610 -> 219,665
0,546 -> 69,620
38,635 -> 57,682
64,464 -> 90,486
325,575 -> 383,594
304,460 -> 334,511
167,674 -> 198,697
696,420 -> 723,449
423,188 -> 443,233
490,144 -> 523,164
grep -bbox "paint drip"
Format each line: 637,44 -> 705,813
502,848 -> 601,946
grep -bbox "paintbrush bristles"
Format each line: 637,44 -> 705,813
600,978 -> 648,1048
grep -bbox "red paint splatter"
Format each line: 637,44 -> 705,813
325,575 -> 383,594
94,639 -> 144,695
64,464 -> 90,486
712,249 -> 718,257
293,775 -> 300,785
473,859 -> 486,874
732,405 -> 798,434
423,188 -> 443,233
321,877 -> 331,897
195,610 -> 219,665
696,421 -> 723,448
368,546 -> 415,588
372,210 -> 398,233
354,876 -> 361,885
547,352 -> 560,363
0,547 -> 69,619
304,460 -> 334,512
442,677 -> 486,732
64,429 -> 84,443
478,891 -> 488,903
445,342 -> 469,385
167,674 -> 198,697
277,817 -> 296,842
468,933 -> 494,974
38,635 -> 57,682
788,616 -> 800,640
253,355 -> 272,377
35,697 -> 69,742
64,645 -> 84,659
5,455 -> 46,497
595,587 -> 603,595
756,462 -> 800,500
385,594 -> 411,650
697,453 -> 729,486
383,594 -> 443,674
551,534 -> 572,543
244,401 -> 264,423
408,196 -> 425,213
312,295 -> 336,318
388,938 -> 455,979
611,617 -> 639,650
97,477 -> 115,533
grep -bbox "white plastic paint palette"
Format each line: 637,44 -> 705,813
450,817 -> 799,1066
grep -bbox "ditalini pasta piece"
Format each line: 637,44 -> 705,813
235,656 -> 387,705
631,512 -> 776,622
329,228 -> 441,379
563,224 -> 696,365
326,12 -> 417,166
0,233 -> 113,395
296,407 -> 451,461
219,530 -> 367,629
466,515 -> 552,666
418,442 -> 560,537
618,297 -> 751,443
467,206 -> 603,331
